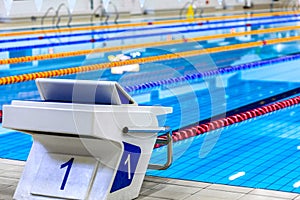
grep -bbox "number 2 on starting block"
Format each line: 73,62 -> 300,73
110,142 -> 141,193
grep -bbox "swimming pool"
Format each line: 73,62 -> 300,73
1,11 -> 300,194
148,103 -> 300,193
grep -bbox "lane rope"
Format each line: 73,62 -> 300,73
1,35 -> 300,85
1,24 -> 300,65
1,17 -> 299,53
154,95 -> 300,148
1,15 -> 299,46
0,10 -> 300,37
124,53 -> 300,94
1,53 -> 298,120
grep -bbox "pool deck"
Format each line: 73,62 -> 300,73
0,159 -> 300,200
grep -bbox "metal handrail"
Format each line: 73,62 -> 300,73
270,0 -> 275,11
102,1 -> 119,24
91,1 -> 119,24
148,129 -> 173,170
54,3 -> 72,27
282,0 -> 290,10
123,126 -> 173,170
41,7 -> 56,27
292,0 -> 300,10
110,2 -> 119,24
282,0 -> 299,11
270,0 -> 281,12
220,0 -> 227,9
90,4 -> 105,24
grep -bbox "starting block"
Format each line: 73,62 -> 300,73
3,78 -> 172,200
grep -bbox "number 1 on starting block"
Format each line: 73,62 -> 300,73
31,154 -> 98,199
110,142 -> 141,193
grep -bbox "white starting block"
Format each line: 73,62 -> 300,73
3,78 -> 173,200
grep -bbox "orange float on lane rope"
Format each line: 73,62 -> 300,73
1,34 -> 300,85
0,10 -> 299,38
2,24 -> 299,66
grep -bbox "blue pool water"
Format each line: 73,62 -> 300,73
1,13 -> 300,194
147,104 -> 300,193
3,14 -> 300,50
0,132 -> 32,160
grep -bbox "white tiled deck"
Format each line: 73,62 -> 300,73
1,159 -> 300,200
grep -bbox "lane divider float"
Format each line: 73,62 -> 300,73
1,24 -> 300,65
0,10 -> 299,37
125,53 -> 300,94
3,18 -> 300,53
154,96 -> 300,148
1,35 -> 300,85
4,14 -> 300,45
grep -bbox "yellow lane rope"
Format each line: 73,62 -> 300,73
0,10 -> 299,37
0,35 -> 299,85
1,24 -> 299,65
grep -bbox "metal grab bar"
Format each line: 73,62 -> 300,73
41,4 -> 72,28
90,4 -> 105,24
122,126 -> 173,170
41,7 -> 56,27
292,0 -> 300,10
282,0 -> 289,10
270,0 -> 275,11
122,126 -> 168,134
101,1 -> 119,24
270,0 -> 280,12
54,3 -> 72,27
148,130 -> 173,170
282,0 -> 300,11
91,1 -> 119,24
107,2 -> 119,24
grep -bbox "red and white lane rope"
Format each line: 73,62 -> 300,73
154,95 -> 300,148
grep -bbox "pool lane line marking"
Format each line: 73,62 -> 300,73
125,54 -> 300,94
1,33 -> 300,86
1,15 -> 300,48
155,95 -> 300,148
229,172 -> 246,181
0,10 -> 299,37
3,18 -> 300,53
1,13 -> 298,44
1,24 -> 300,65
0,53 -> 297,123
